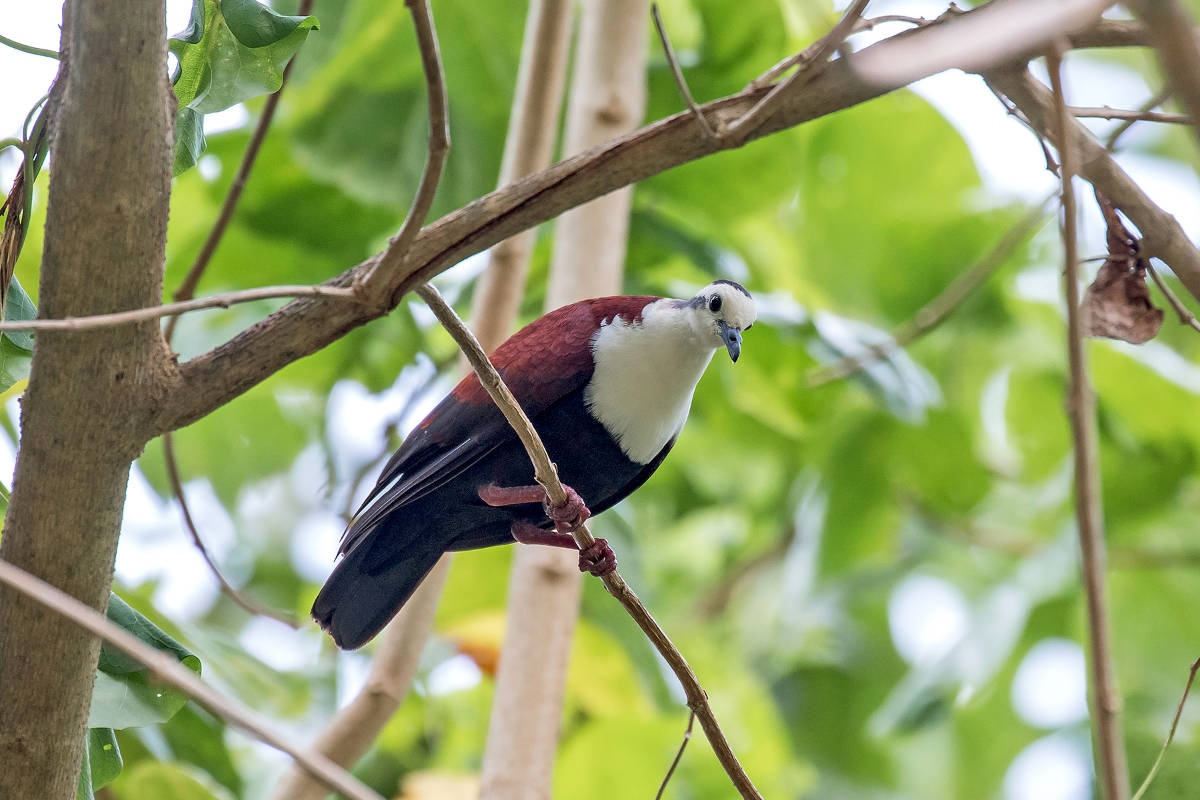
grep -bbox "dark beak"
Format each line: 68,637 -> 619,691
718,321 -> 742,363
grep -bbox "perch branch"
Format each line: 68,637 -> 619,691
0,558 -> 382,800
1049,44 -> 1130,800
806,198 -> 1051,387
651,3 -> 716,140
356,0 -> 450,299
0,285 -> 357,332
415,283 -> 763,800
1131,657 -> 1200,800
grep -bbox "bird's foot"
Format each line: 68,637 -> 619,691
578,538 -> 616,576
544,484 -> 590,534
479,482 -> 591,534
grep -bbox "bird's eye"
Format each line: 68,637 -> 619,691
708,295 -> 722,313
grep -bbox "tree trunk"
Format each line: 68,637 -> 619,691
0,1 -> 174,797
479,1 -> 647,796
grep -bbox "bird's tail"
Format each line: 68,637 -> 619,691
311,536 -> 443,650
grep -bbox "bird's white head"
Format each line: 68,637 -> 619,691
679,280 -> 757,362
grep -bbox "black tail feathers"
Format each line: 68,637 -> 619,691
311,538 -> 443,650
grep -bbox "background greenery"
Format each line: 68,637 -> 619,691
10,0 -> 1200,797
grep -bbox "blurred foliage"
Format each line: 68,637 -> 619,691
11,0 -> 1200,798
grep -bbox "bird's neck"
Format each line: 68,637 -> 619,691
584,300 -> 716,464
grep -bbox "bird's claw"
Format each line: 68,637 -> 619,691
544,484 -> 591,533
578,538 -> 616,576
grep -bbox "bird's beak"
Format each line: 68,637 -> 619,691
717,321 -> 742,363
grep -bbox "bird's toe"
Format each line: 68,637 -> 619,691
545,484 -> 591,533
578,538 -> 616,576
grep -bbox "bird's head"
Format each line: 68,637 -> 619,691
682,280 -> 756,362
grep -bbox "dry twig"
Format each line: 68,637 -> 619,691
655,711 -> 696,800
1105,88 -> 1173,150
0,285 -> 356,332
1049,44 -> 1131,800
722,0 -> 870,143
356,0 -> 450,299
1146,263 -> 1200,332
651,4 -> 716,140
806,199 -> 1051,387
415,283 -> 763,800
1131,657 -> 1200,800
0,558 -> 382,800
1070,105 -> 1189,124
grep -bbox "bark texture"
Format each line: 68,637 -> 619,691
0,1 -> 174,797
479,0 -> 647,796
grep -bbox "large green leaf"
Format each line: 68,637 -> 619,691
88,593 -> 201,729
169,0 -> 319,174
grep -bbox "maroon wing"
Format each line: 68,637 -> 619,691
341,296 -> 657,553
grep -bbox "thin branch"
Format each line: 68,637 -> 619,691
415,283 -> 763,800
1105,88 -> 1173,150
164,0 -> 315,343
651,4 -> 716,140
356,0 -> 450,300
1131,657 -> 1200,800
158,3 -> 1166,437
0,32 -> 59,60
0,285 -> 357,332
1070,105 -> 1189,124
0,558 -> 383,800
806,198 -> 1051,387
655,711 -> 695,800
1049,43 -> 1131,800
162,435 -> 300,627
722,0 -> 870,143
1146,263 -> 1200,332
1132,0 -> 1200,155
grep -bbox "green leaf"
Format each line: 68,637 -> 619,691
0,335 -> 32,394
88,594 -> 201,730
112,762 -> 226,800
169,0 -> 318,173
4,275 -> 36,351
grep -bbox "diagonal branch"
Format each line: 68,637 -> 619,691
0,558 -> 383,800
355,0 -> 450,301
415,283 -> 763,800
1048,44 -> 1130,800
155,5 -> 1152,437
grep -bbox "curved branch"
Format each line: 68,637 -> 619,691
157,5 -> 1149,436
416,283 -> 764,800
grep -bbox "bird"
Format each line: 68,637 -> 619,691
312,279 -> 757,649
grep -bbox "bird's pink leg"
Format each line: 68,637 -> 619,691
478,482 -> 591,533
509,521 -> 617,577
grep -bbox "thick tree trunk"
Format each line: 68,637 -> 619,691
479,1 -> 648,796
0,1 -> 174,797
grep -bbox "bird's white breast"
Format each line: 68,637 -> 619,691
584,300 -> 715,464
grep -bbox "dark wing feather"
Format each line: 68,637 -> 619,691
340,295 -> 659,555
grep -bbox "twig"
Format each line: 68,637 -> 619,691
1146,263 -> 1200,332
651,4 -> 716,140
1133,0 -> 1200,155
806,198 -> 1051,387
1131,658 -> 1200,800
164,0 -> 315,343
0,33 -> 59,60
722,0 -> 870,143
655,711 -> 695,800
162,435 -> 300,627
356,0 -> 450,300
1070,105 -> 1189,124
415,283 -> 763,800
1105,88 -> 1172,150
0,558 -> 383,800
1049,44 -> 1131,800
0,285 -> 357,332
